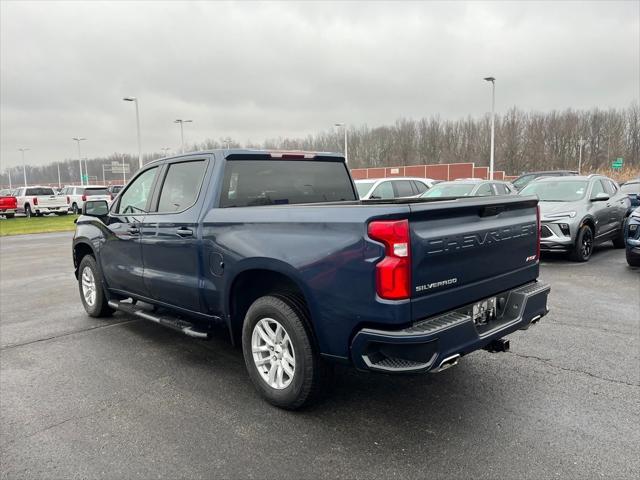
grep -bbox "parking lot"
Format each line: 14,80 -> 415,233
0,232 -> 638,479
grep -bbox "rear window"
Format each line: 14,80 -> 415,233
421,183 -> 476,197
220,160 -> 356,207
84,188 -> 109,196
26,188 -> 55,196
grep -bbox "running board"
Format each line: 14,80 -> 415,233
108,300 -> 209,339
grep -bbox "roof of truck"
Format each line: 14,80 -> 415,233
149,149 -> 345,166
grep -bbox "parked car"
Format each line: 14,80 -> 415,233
520,175 -> 630,261
355,177 -> 435,199
620,179 -> 640,210
419,179 -> 516,198
62,185 -> 111,214
512,170 -> 578,191
625,207 -> 640,266
72,149 -> 549,409
14,186 -> 68,217
107,185 -> 124,201
0,193 -> 17,218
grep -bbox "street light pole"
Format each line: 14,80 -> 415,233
57,163 -> 61,188
484,77 -> 496,180
18,148 -> 29,186
7,169 -> 11,189
72,137 -> 86,185
174,119 -> 193,154
123,97 -> 143,169
578,137 -> 585,174
334,123 -> 348,164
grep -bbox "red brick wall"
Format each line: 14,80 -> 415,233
448,163 -> 474,180
425,165 -> 449,180
350,163 -> 515,182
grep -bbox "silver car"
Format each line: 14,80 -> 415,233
420,179 -> 516,198
520,175 -> 630,261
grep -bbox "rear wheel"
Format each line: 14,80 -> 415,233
569,225 -> 593,262
72,203 -> 79,215
24,205 -> 32,218
242,294 -> 329,409
78,255 -> 114,317
5,213 -> 14,219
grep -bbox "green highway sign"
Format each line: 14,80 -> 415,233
611,158 -> 623,170
82,174 -> 89,181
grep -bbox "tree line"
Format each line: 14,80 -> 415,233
2,103 -> 638,188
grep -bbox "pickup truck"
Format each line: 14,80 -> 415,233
15,186 -> 69,217
72,150 -> 550,409
0,194 -> 17,218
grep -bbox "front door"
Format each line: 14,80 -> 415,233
140,158 -> 210,313
589,179 -> 611,238
101,166 -> 159,297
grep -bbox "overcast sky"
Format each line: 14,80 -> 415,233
1,0 -> 638,167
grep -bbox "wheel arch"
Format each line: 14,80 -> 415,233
226,264 -> 318,347
73,241 -> 96,278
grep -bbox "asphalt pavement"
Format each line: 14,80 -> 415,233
1,232 -> 639,479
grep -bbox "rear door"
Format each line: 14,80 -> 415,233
589,179 -> 612,237
408,196 -> 539,321
100,166 -> 159,296
140,157 -> 210,312
392,180 -> 416,198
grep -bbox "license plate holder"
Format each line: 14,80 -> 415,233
472,297 -> 497,326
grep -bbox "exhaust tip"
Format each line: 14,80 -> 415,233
430,353 -> 460,373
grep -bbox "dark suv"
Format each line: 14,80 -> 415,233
512,170 -> 578,191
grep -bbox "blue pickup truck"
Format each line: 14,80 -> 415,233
73,150 -> 550,409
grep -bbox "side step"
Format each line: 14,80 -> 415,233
108,300 -> 209,339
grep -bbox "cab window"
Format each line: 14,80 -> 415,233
156,160 -> 207,213
370,181 -> 394,199
475,183 -> 494,196
116,167 -> 158,214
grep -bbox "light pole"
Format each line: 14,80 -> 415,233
7,169 -> 12,189
578,137 -> 585,174
72,137 -> 86,185
57,163 -> 61,188
18,148 -> 29,186
484,76 -> 496,180
174,119 -> 193,153
334,123 -> 348,164
123,97 -> 143,169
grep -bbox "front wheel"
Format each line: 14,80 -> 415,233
242,295 -> 328,409
569,225 -> 594,262
627,249 -> 640,267
78,255 -> 114,317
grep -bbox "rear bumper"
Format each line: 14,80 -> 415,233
350,281 -> 550,373
0,208 -> 16,213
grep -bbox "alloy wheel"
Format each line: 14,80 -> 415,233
251,317 -> 296,389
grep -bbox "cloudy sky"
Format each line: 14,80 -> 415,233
1,0 -> 638,167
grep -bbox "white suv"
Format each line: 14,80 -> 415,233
62,186 -> 111,214
354,177 -> 436,200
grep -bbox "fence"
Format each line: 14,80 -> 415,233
350,162 -> 517,182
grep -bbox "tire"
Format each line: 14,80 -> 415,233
24,204 -> 32,218
55,212 -> 68,216
72,203 -> 79,215
242,294 -> 329,410
5,213 -> 14,219
569,225 -> 594,262
627,249 -> 640,267
612,218 -> 628,249
78,255 -> 114,317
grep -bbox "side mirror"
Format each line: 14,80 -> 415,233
83,200 -> 109,217
591,192 -> 610,202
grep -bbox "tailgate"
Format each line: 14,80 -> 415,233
409,195 -> 539,322
37,195 -> 65,207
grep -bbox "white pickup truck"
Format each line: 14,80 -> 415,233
61,186 -> 112,214
15,186 -> 68,217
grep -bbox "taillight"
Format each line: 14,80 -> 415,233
32,197 -> 38,206
66,196 -> 70,204
536,204 -> 541,261
82,194 -> 87,201
368,219 -> 411,300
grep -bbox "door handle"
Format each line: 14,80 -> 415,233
128,226 -> 140,235
176,227 -> 193,237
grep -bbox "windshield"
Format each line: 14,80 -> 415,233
620,182 -> 639,194
355,181 -> 376,198
512,175 -> 534,189
421,183 -> 476,197
520,180 -> 588,201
